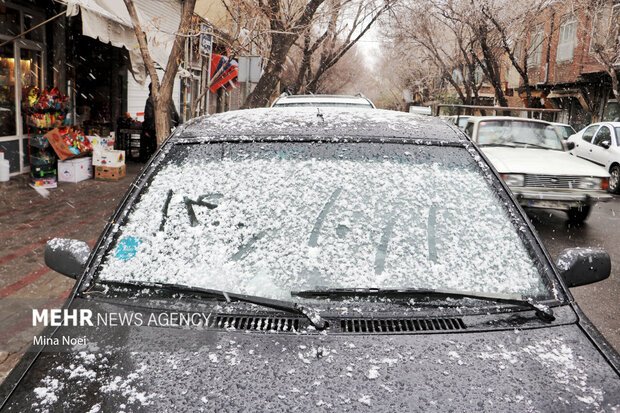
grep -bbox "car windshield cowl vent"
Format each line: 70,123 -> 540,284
209,315 -> 303,332
340,317 -> 466,333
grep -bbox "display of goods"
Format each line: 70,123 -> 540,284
30,152 -> 56,167
30,134 -> 50,149
45,127 -> 94,160
25,87 -> 70,128
30,164 -> 57,178
29,175 -> 57,189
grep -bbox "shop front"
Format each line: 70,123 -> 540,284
0,2 -> 46,175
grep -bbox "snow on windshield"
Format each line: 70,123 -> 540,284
98,143 -> 546,299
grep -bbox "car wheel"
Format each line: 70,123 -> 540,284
567,206 -> 591,223
609,165 -> 620,194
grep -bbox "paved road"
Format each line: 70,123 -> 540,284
528,195 -> 620,351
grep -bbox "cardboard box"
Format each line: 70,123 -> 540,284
88,135 -> 115,151
92,149 -> 125,167
58,157 -> 93,183
95,164 -> 126,181
45,128 -> 93,160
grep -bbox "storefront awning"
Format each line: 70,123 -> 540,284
61,0 -> 181,84
546,89 -> 590,112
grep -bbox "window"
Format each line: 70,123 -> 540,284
593,126 -> 611,147
557,18 -> 578,62
582,125 -> 599,143
592,5 -> 620,54
528,25 -> 544,67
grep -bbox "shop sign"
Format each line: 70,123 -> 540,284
199,23 -> 213,57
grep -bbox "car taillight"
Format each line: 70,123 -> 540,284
602,178 -> 609,190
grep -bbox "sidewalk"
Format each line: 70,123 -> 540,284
0,162 -> 143,382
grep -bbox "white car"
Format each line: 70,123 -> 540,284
567,122 -> 620,193
464,116 -> 612,222
271,93 -> 376,108
441,115 -> 472,130
550,122 -> 576,140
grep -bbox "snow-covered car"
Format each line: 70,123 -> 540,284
2,109 -> 619,411
271,93 -> 376,108
550,122 -> 577,140
568,122 -> 620,193
464,116 -> 612,222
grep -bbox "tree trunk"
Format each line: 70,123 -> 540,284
123,0 -> 195,145
243,33 -> 295,108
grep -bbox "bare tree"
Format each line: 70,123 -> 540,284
385,0 -> 485,106
123,0 -> 196,145
234,0 -> 327,108
588,0 -> 620,101
291,0 -> 393,94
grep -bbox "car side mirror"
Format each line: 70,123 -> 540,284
44,238 -> 91,279
566,141 -> 575,150
556,248 -> 611,287
601,141 -> 610,149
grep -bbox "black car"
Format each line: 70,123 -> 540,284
1,108 -> 619,411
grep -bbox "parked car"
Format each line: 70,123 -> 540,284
463,116 -> 612,222
550,122 -> 577,140
567,122 -> 620,193
441,115 -> 472,130
271,93 -> 375,108
2,108 -> 619,411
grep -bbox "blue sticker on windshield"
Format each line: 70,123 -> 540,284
115,237 -> 142,261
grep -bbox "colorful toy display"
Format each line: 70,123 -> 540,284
45,127 -> 93,160
26,87 -> 70,128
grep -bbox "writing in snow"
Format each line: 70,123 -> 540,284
32,309 -> 212,327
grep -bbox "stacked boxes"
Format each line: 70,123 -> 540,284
93,149 -> 125,180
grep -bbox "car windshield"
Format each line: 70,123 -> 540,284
477,120 -> 564,150
556,125 -> 576,139
96,142 -> 551,301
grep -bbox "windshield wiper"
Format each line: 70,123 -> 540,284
98,280 -> 328,330
478,143 -> 516,147
510,141 -> 552,149
290,287 -> 555,322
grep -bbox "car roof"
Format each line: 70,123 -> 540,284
466,116 -> 553,125
550,122 -> 574,127
177,107 -> 465,143
272,94 -> 375,107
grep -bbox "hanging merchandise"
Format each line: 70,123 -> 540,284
209,54 -> 239,93
26,87 -> 71,128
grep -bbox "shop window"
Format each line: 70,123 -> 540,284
0,139 -> 20,173
0,45 -> 16,137
528,25 -> 544,67
20,49 -> 42,133
0,6 -> 20,37
557,18 -> 578,62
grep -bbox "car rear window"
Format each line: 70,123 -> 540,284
97,142 -> 551,300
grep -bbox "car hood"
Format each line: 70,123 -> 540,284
481,147 -> 609,177
2,305 -> 620,412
